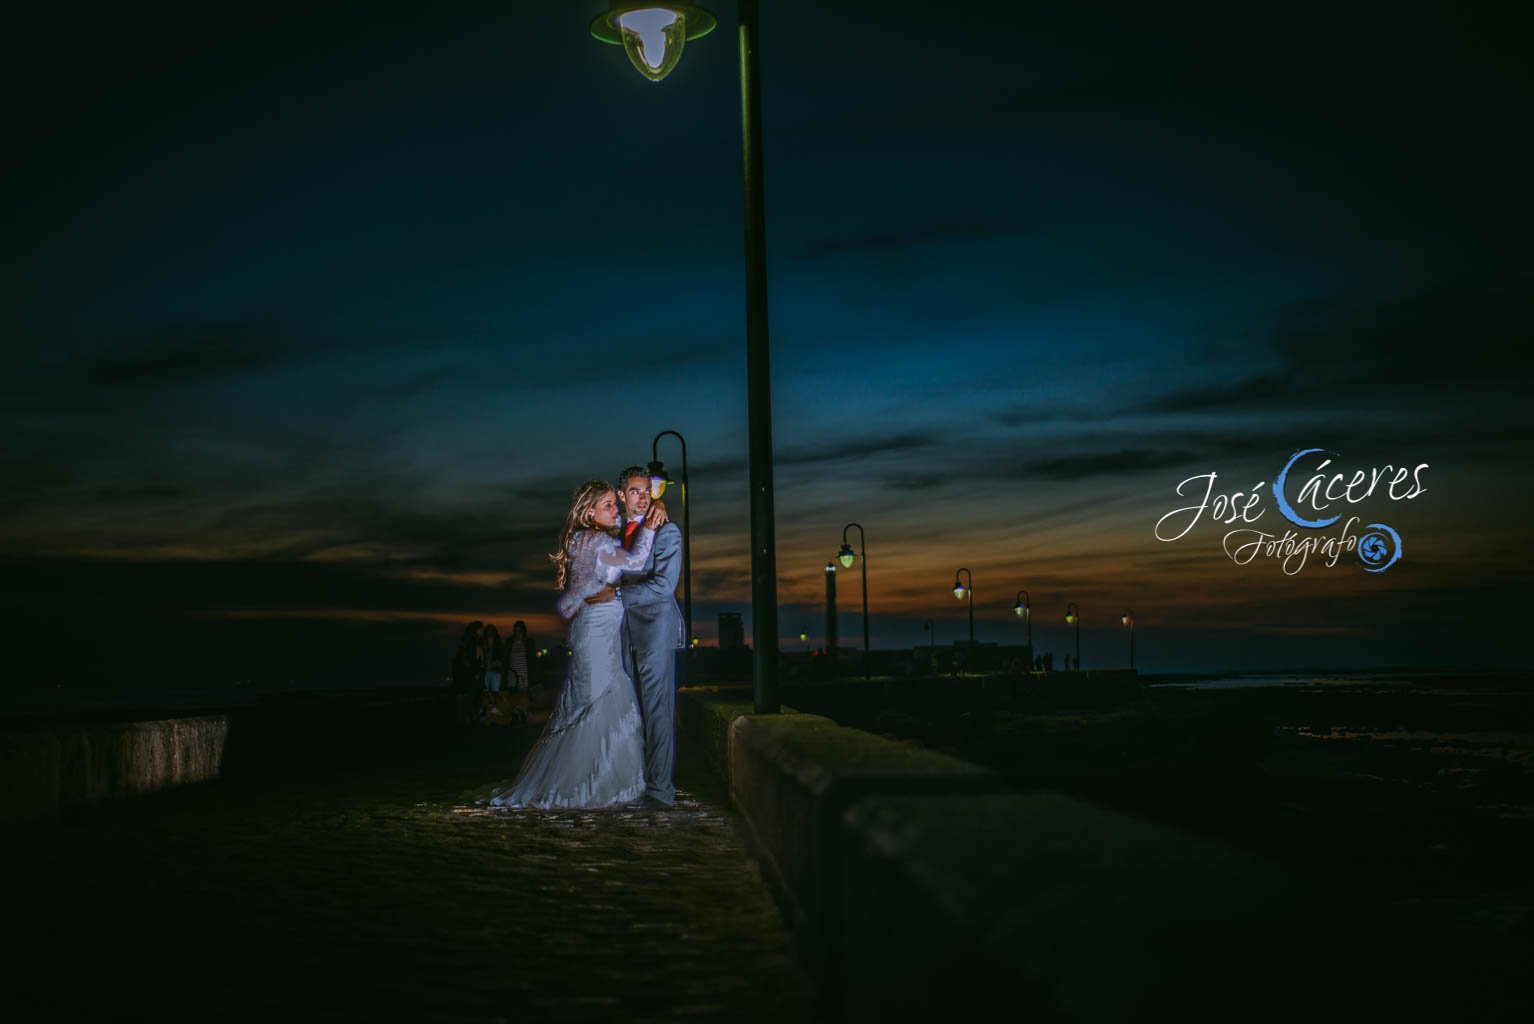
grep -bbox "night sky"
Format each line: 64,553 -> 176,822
3,1 -> 1530,687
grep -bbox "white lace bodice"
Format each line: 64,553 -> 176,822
555,526 -> 655,621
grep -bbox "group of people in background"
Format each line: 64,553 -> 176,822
451,619 -> 538,726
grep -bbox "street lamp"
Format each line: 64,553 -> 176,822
952,568 -> 974,649
1122,608 -> 1135,670
1014,589 -> 1032,660
1065,602 -> 1080,670
838,523 -> 869,680
648,430 -> 692,657
592,0 -> 780,713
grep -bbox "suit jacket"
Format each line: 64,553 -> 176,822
620,520 -> 685,651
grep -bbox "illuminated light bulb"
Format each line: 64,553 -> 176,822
1014,604 -> 1025,617
647,458 -> 669,499
953,586 -> 967,600
618,8 -> 687,82
837,543 -> 856,569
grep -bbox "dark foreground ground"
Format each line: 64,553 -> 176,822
9,718 -> 813,1021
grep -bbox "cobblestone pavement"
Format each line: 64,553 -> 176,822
12,720 -> 814,1021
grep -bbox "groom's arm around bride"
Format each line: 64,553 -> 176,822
620,520 -> 683,645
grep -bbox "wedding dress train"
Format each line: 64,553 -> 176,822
485,525 -> 653,809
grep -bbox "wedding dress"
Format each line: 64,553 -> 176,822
485,525 -> 653,809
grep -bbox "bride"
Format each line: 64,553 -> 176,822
486,479 -> 667,809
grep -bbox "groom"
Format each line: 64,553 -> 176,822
589,466 -> 685,807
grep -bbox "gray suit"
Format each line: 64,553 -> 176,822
620,520 -> 684,803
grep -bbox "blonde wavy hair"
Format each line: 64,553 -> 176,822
552,479 -> 616,590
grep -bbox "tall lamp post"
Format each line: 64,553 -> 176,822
824,561 -> 838,671
1122,608 -> 1135,670
1013,589 -> 1032,661
837,523 -> 869,680
590,1 -> 780,713
648,430 -> 691,659
1065,602 -> 1081,670
952,568 -> 974,649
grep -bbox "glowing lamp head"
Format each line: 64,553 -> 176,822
837,543 -> 856,569
1014,603 -> 1026,617
953,585 -> 967,600
1122,614 -> 1130,626
619,8 -> 686,81
590,3 -> 718,84
799,632 -> 807,642
646,459 -> 669,500
1066,613 -> 1077,624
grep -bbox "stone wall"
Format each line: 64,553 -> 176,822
1,715 -> 228,825
680,686 -> 1386,1022
2,688 -> 459,825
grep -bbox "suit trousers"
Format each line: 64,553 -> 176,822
627,641 -> 677,803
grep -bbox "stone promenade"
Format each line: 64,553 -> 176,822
11,717 -> 814,1021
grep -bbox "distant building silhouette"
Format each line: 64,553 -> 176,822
718,612 -> 745,651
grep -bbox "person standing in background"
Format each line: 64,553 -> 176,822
507,620 -> 532,693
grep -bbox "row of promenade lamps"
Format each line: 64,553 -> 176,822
819,548 -> 1139,674
953,573 -> 1136,670
641,429 -> 1139,677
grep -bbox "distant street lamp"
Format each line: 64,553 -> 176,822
1013,589 -> 1032,658
1122,608 -> 1135,670
952,568 -> 974,649
591,0 -> 780,713
837,523 -> 869,680
1065,602 -> 1081,670
649,430 -> 692,682
825,561 -> 838,671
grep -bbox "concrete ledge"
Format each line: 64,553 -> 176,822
839,791 -> 1337,1022
2,715 -> 228,825
3,688 -> 460,826
726,709 -> 1005,995
677,686 -> 767,787
677,688 -> 1372,1021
